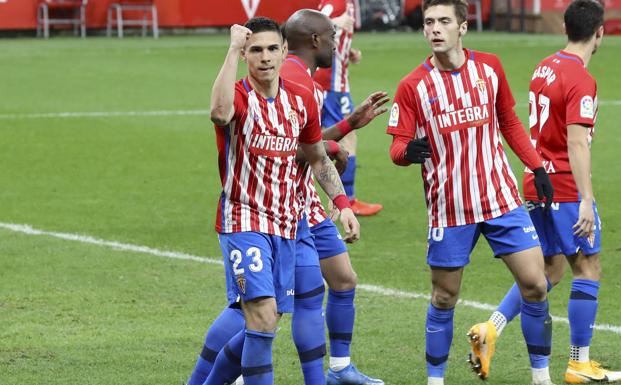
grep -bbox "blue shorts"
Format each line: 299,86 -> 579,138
219,232 -> 295,313
427,206 -> 541,268
310,218 -> 348,260
526,200 -> 601,257
321,91 -> 354,128
296,216 -> 320,267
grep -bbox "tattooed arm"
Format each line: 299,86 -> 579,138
300,141 -> 360,243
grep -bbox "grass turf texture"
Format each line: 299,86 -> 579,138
1,32 -> 621,384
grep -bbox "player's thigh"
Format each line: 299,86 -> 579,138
483,206 -> 547,300
426,224 -> 479,268
219,232 -> 295,314
526,201 -> 565,285
312,218 -> 356,290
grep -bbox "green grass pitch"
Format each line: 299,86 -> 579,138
1,32 -> 621,384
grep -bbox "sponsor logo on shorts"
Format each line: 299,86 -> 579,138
236,275 -> 246,294
286,289 -> 295,296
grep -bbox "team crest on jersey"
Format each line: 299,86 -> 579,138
476,79 -> 486,92
288,110 -> 299,128
236,275 -> 246,294
388,103 -> 399,127
580,96 -> 594,119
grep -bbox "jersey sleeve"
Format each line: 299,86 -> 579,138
299,93 -> 323,145
319,0 -> 346,17
386,80 -> 418,140
565,75 -> 597,127
492,56 -> 543,170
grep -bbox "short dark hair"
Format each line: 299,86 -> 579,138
422,0 -> 468,24
244,16 -> 283,39
564,0 -> 604,42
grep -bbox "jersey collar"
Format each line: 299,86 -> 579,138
286,54 -> 312,75
242,76 -> 284,103
556,50 -> 585,66
424,48 -> 473,75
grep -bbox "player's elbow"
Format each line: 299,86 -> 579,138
210,107 -> 232,126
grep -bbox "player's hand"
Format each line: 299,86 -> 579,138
339,207 -> 360,243
334,147 -> 349,175
404,136 -> 431,164
573,198 -> 595,238
346,91 -> 390,129
332,7 -> 354,31
349,48 -> 362,64
229,24 -> 252,51
533,167 -> 554,212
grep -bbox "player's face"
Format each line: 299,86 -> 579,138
423,5 -> 467,54
317,23 -> 337,68
242,31 -> 285,84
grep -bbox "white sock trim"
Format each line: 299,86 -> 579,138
570,345 -> 590,363
490,311 -> 508,336
330,356 -> 351,371
427,377 -> 444,385
532,367 -> 550,383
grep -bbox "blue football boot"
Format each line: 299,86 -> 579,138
326,364 -> 384,385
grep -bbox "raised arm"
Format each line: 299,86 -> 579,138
210,25 -> 251,126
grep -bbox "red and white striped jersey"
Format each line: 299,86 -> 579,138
387,49 -> 523,227
523,51 -> 598,202
215,77 -> 323,239
281,55 -> 329,226
314,0 -> 355,93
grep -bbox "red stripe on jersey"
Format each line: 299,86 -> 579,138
388,49 -> 522,227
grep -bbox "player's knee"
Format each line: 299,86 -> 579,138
329,269 -> 357,291
244,301 -> 279,332
520,279 -> 548,302
571,253 -> 601,281
431,290 -> 458,309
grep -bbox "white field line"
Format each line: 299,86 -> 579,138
1,100 -> 621,120
2,221 -> 621,335
0,110 -> 210,120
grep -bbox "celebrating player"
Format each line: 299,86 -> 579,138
204,17 -> 358,385
470,1 -> 621,383
314,0 -> 384,216
187,10 -> 387,385
386,1 -> 555,384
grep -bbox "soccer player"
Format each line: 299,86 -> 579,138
386,1 -> 555,385
314,0 -> 384,216
283,9 -> 387,385
470,1 -> 621,383
186,11 -> 388,385
206,17 -> 359,385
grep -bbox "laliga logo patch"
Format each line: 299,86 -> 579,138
388,103 -> 399,127
241,0 -> 260,19
580,95 -> 594,119
476,78 -> 486,92
236,275 -> 247,294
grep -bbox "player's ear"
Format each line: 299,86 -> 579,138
311,32 -> 320,48
596,25 -> 604,39
282,41 -> 288,57
459,21 -> 468,37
